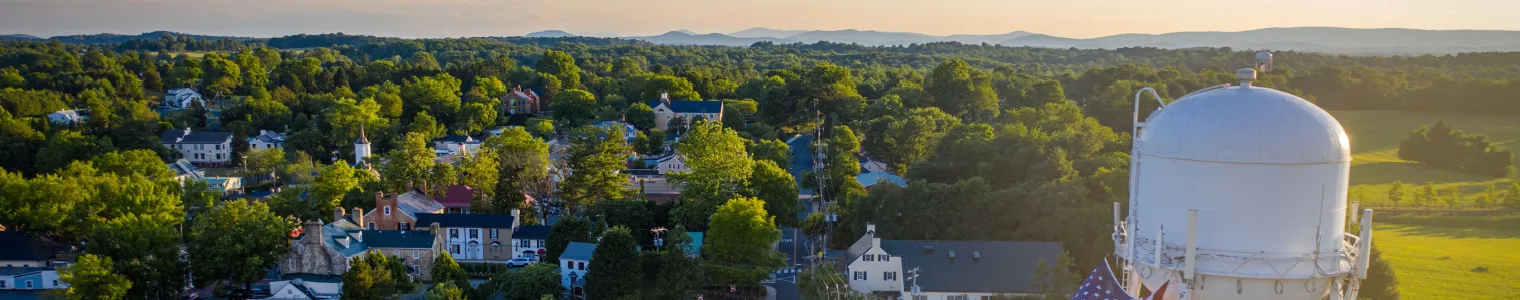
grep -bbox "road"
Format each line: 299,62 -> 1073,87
766,226 -> 809,300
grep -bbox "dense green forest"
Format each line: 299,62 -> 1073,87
3,33 -> 1520,287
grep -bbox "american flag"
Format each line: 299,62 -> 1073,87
1070,260 -> 1168,300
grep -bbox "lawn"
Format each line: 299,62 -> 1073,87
148,51 -> 209,59
1332,111 -> 1520,206
1372,216 -> 1520,299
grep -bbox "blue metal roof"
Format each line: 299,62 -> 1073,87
561,242 -> 598,261
856,172 -> 908,188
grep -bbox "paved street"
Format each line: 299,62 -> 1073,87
766,226 -> 809,300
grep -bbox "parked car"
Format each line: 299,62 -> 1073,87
506,257 -> 533,268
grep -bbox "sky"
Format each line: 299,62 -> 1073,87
1,0 -> 1516,38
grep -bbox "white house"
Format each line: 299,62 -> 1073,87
511,225 -> 551,262
559,242 -> 597,297
164,88 -> 205,109
432,136 -> 483,156
844,224 -> 1064,299
260,275 -> 342,299
46,110 -> 84,125
0,232 -> 67,292
415,211 -> 519,262
250,130 -> 286,150
201,177 -> 242,196
161,128 -> 234,166
649,93 -> 723,131
654,153 -> 689,175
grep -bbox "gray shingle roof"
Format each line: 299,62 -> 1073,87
561,242 -> 598,261
514,225 -> 551,240
879,240 -> 1063,294
359,230 -> 436,249
649,100 -> 724,114
415,213 -> 515,229
0,232 -> 49,262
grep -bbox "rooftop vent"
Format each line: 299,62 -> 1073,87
973,251 -> 981,261
924,246 -> 935,254
948,250 -> 956,260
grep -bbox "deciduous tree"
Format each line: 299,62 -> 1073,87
190,200 -> 294,298
58,254 -> 131,300
704,197 -> 784,285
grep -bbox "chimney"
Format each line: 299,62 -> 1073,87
430,222 -> 442,236
406,181 -> 414,191
420,180 -> 429,195
866,223 -> 880,248
301,221 -> 322,245
352,207 -> 364,225
511,209 -> 521,229
458,142 -> 468,155
334,207 -> 344,223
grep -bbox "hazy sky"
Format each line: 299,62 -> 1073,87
2,0 -> 1516,38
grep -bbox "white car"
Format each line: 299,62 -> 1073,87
506,257 -> 533,268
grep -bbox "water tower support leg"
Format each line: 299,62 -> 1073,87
1181,210 -> 1199,300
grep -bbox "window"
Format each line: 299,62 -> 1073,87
451,244 -> 460,254
519,240 -> 530,248
1,280 -> 7,288
863,255 -> 874,262
536,240 -> 544,247
470,229 -> 479,239
24,281 -> 31,289
384,206 -> 391,215
884,272 -> 896,281
853,271 -> 866,280
946,295 -> 968,300
913,296 -> 928,300
491,229 -> 498,239
400,223 -> 410,230
564,261 -> 571,269
450,229 -> 459,238
879,255 -> 889,261
578,262 -> 585,270
412,250 -> 419,258
367,223 -> 376,230
981,296 -> 993,300
51,280 -> 56,287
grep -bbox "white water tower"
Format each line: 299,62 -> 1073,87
1116,54 -> 1375,300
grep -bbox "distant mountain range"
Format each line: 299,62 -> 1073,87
612,27 -> 1520,54
10,27 -> 1520,55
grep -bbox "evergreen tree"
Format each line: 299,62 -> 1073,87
585,226 -> 640,299
431,252 -> 470,293
545,216 -> 593,262
1359,246 -> 1401,300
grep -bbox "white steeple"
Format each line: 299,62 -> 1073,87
354,125 -> 371,165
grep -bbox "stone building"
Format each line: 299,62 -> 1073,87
282,208 -> 446,281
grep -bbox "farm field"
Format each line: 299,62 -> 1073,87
1332,111 -> 1520,206
1372,217 -> 1520,299
1334,111 -> 1520,299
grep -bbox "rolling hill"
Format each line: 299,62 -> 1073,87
525,30 -> 577,38
728,27 -> 806,39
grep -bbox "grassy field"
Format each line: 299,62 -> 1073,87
1332,111 -> 1520,206
1372,216 -> 1520,299
1332,111 -> 1520,298
148,51 -> 209,59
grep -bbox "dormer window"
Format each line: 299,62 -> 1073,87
384,206 -> 391,215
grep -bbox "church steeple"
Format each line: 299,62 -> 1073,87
354,124 -> 372,165
356,124 -> 370,145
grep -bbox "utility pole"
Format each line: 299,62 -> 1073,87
907,267 -> 922,300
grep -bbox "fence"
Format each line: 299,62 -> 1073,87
1358,203 -> 1517,217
